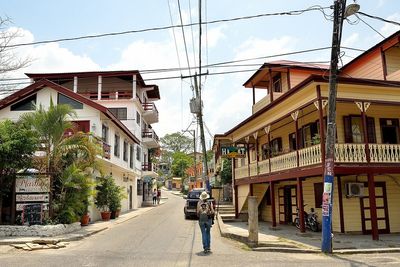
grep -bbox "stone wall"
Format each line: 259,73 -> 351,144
0,222 -> 81,237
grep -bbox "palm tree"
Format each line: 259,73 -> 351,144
20,98 -> 102,219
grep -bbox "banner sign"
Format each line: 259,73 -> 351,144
16,194 -> 49,202
15,176 -> 50,193
17,203 -> 49,211
221,146 -> 246,158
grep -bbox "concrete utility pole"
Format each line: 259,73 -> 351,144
321,0 -> 346,253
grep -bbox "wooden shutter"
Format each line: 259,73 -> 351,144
343,116 -> 352,143
367,117 -> 376,143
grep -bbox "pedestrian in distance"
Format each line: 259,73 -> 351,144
157,189 -> 161,205
197,191 -> 214,254
152,188 -> 157,205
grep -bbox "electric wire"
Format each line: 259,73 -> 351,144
5,6 -> 332,48
357,11 -> 400,27
355,14 -> 386,39
188,0 -> 197,69
177,0 -> 194,87
167,0 -> 183,77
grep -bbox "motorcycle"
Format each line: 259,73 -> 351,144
294,205 -> 319,232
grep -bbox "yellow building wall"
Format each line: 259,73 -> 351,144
342,50 -> 384,80
237,184 -> 250,213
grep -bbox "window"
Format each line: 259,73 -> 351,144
270,137 -> 282,156
130,144 -> 134,168
302,122 -> 318,148
314,183 -> 323,208
272,73 -> 282,93
380,118 -> 400,144
123,140 -> 128,161
114,134 -> 120,157
137,180 -> 143,195
343,115 -> 376,143
136,145 -> 141,161
289,132 -> 297,151
384,45 -> 400,77
102,124 -> 109,143
261,143 -> 269,160
109,108 -> 127,120
136,111 -> 141,126
58,93 -> 83,109
11,94 -> 36,111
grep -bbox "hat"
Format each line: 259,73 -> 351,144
199,191 -> 210,200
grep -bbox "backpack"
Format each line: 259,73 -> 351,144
198,202 -> 211,222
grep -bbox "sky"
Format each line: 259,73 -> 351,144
1,0 -> 399,149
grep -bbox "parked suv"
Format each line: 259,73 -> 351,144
184,188 -> 214,219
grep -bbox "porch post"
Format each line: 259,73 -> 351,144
337,175 -> 345,233
233,158 -> 239,219
73,76 -> 78,93
297,177 -> 305,232
268,68 -> 273,103
359,101 -> 371,163
316,85 -> 326,164
97,75 -> 102,100
246,142 -> 251,178
252,84 -> 256,105
234,185 -> 239,219
270,181 -> 276,227
132,74 -> 137,99
368,172 -> 379,240
292,111 -> 300,167
254,132 -> 259,175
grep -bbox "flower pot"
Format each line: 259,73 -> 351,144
100,211 -> 111,221
81,214 -> 90,226
110,211 -> 116,219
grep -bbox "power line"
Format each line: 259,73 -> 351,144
357,11 -> 400,27
177,0 -> 193,87
5,6 -> 331,48
355,14 -> 386,39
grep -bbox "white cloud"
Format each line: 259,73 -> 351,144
380,13 -> 400,37
342,33 -> 359,47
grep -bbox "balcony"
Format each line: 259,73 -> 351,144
142,162 -> 158,178
142,102 -> 159,124
80,91 -> 133,101
142,129 -> 159,149
252,92 -> 283,114
234,143 -> 400,179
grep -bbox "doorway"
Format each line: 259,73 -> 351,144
380,118 -> 399,144
129,186 -> 133,209
278,185 -> 297,224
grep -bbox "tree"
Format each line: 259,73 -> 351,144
160,132 -> 192,154
0,17 -> 30,78
171,152 -> 193,178
220,158 -> 232,185
20,99 -> 102,219
0,120 -> 38,223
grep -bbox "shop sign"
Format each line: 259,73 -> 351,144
15,176 -> 50,193
221,146 -> 246,158
16,194 -> 49,202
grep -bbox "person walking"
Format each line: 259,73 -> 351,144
152,188 -> 157,205
197,191 -> 214,253
157,189 -> 161,204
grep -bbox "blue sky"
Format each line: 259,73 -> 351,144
1,0 -> 399,148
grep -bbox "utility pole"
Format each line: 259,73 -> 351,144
195,0 -> 209,191
321,0 -> 346,253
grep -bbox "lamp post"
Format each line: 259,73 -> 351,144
321,0 -> 359,253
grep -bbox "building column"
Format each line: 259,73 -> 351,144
97,75 -> 102,100
268,68 -> 273,103
270,181 -> 276,227
73,76 -> 78,93
337,175 -> 345,233
264,126 -> 271,173
316,85 -> 327,164
368,173 -> 379,240
297,177 -> 305,233
254,132 -> 259,175
291,111 -> 299,167
132,74 -> 137,99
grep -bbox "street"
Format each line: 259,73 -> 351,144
0,191 -> 400,267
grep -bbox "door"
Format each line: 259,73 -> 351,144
380,118 -> 399,144
360,182 -> 390,234
278,186 -> 297,224
129,186 -> 133,209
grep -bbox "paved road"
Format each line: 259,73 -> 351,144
0,191 -> 400,266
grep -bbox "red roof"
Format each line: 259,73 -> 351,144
0,79 -> 140,144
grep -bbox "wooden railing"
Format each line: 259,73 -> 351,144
369,144 -> 400,163
143,102 -> 159,114
335,143 -> 366,163
234,143 -> 400,180
142,129 -> 159,142
81,91 -> 133,100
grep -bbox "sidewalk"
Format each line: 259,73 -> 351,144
216,213 -> 400,254
0,200 -> 166,247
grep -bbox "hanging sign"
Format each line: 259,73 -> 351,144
221,146 -> 246,158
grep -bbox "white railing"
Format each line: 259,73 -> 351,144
335,143 -> 367,163
270,151 -> 297,172
299,145 -> 322,166
369,144 -> 400,163
234,166 -> 248,179
258,159 -> 270,175
249,162 -> 258,176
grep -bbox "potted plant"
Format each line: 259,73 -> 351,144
95,176 -> 114,221
109,184 -> 126,219
80,199 -> 91,226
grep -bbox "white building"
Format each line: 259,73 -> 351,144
0,70 -> 160,221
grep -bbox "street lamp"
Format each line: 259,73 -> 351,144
321,0 -> 359,254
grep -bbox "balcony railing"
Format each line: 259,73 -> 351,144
143,102 -> 158,114
142,162 -> 157,172
234,143 -> 400,180
142,129 -> 159,141
81,91 -> 133,100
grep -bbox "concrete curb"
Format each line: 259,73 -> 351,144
216,214 -> 400,254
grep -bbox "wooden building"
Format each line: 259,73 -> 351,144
213,31 -> 400,240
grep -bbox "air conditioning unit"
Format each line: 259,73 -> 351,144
346,183 -> 364,197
